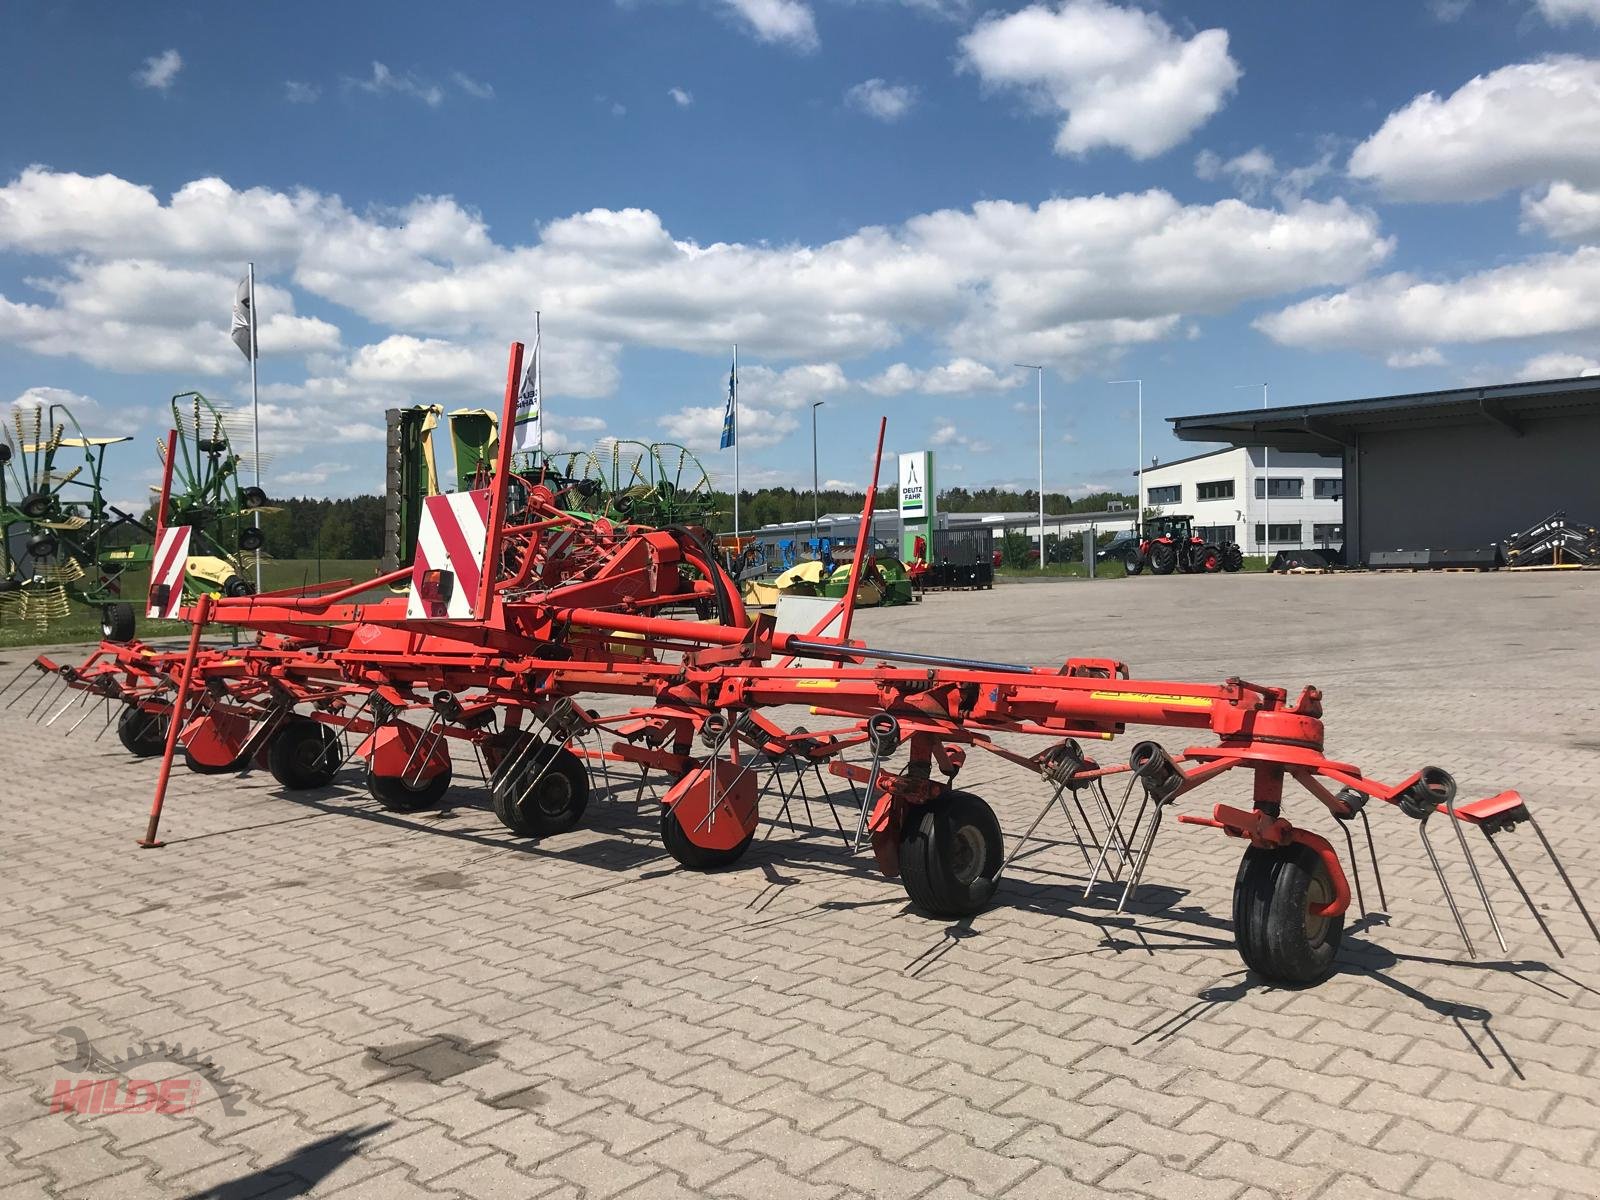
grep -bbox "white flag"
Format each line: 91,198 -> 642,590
512,336 -> 539,453
230,276 -> 256,360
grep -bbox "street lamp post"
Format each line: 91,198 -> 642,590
1235,383 -> 1269,563
1109,379 -> 1142,533
1015,364 -> 1045,568
811,400 -> 824,547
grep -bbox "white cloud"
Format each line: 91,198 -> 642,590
453,72 -> 494,99
1349,58 -> 1600,202
668,86 -> 694,107
134,49 -> 182,91
863,357 -> 1020,394
284,81 -> 320,103
1536,0 -> 1600,24
928,419 -> 991,453
659,402 -> 798,450
846,79 -> 918,122
1257,246 -> 1600,354
1429,0 -> 1471,20
737,362 -> 849,408
1384,348 -> 1445,368
347,62 -> 445,107
959,1 -> 1240,159
1522,351 -> 1600,376
1522,180 -> 1600,241
719,0 -> 819,50
0,167 -> 1392,394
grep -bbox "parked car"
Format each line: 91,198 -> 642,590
1096,530 -> 1141,563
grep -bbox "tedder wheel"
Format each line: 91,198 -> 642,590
492,744 -> 590,837
1124,551 -> 1145,576
660,806 -> 754,870
101,602 -> 136,643
240,486 -> 269,509
1232,843 -> 1344,985
366,762 -> 453,811
266,716 -> 340,790
898,790 -> 1004,918
1221,544 -> 1244,572
117,705 -> 168,757
238,526 -> 265,552
222,576 -> 252,598
1150,542 -> 1178,575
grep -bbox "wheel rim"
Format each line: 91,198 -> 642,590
534,770 -> 573,816
295,733 -> 329,776
949,822 -> 985,885
1304,869 -> 1333,943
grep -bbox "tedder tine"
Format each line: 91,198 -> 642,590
1337,816 -> 1368,920
1525,812 -> 1600,947
27,673 -> 68,720
1419,819 -> 1476,958
1359,808 -> 1389,911
1084,772 -> 1142,896
1115,743 -> 1187,915
1445,793 -> 1508,955
43,689 -> 85,728
4,666 -> 47,710
1482,828 -> 1563,958
65,694 -> 102,736
999,776 -> 1073,879
0,658 -> 38,700
850,714 -> 900,853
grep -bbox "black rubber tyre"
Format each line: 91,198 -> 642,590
367,761 -> 453,811
238,526 -> 265,552
184,747 -> 245,775
240,486 -> 269,509
101,602 -> 136,643
492,744 -> 590,836
661,805 -> 755,870
222,576 -> 252,598
1124,551 -> 1145,576
1201,544 -> 1222,574
117,705 -> 168,757
1150,542 -> 1178,575
1232,843 -> 1344,985
899,790 -> 1004,918
26,534 -> 58,560
1221,544 -> 1244,572
267,716 -> 340,790
19,493 -> 52,519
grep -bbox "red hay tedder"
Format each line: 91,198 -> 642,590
8,344 -> 1596,986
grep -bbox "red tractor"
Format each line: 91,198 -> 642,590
1125,514 -> 1244,576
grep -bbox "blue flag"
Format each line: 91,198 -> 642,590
720,356 -> 736,449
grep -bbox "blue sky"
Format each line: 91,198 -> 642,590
4,0 -> 1600,509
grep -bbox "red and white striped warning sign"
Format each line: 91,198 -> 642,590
146,525 -> 191,619
408,489 -> 493,619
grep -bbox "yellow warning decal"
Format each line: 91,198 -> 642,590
795,679 -> 840,689
1089,690 -> 1211,708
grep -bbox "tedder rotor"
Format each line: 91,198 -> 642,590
9,343 -> 1595,987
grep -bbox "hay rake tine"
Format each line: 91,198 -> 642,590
315,692 -> 374,771
65,693 -> 102,736
1482,829 -> 1563,957
1445,794 -> 1507,954
1,658 -> 37,700
1359,809 -> 1388,910
1084,773 -> 1141,896
1112,790 -> 1156,913
43,688 -> 86,728
1417,819 -> 1476,958
1087,776 -> 1132,876
27,674 -> 68,720
1524,812 -> 1600,947
999,775 -> 1076,880
1336,818 -> 1368,919
4,666 -> 47,710
400,712 -> 442,788
95,697 -> 119,741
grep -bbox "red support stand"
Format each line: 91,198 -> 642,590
138,593 -> 211,848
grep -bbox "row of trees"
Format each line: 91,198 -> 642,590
150,485 -> 1137,560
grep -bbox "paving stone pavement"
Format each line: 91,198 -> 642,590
1,571 -> 1598,1200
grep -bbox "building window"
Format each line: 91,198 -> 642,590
1254,477 -> 1303,499
1196,525 -> 1235,545
1254,523 -> 1302,546
1313,478 -> 1342,500
1147,484 -> 1181,505
1313,523 -> 1344,543
1196,479 -> 1235,501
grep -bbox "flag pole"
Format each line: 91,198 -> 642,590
732,342 -> 740,547
535,311 -> 544,454
247,262 -> 261,593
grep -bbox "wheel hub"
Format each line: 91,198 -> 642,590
950,823 -> 984,885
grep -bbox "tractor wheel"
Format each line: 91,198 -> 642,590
1201,544 -> 1222,573
101,603 -> 136,643
493,744 -> 590,837
1232,843 -> 1343,985
367,762 -> 453,811
1124,551 -> 1145,576
1150,542 -> 1178,575
267,716 -> 340,790
898,790 -> 1004,918
117,705 -> 168,757
1221,544 -> 1244,573
661,805 -> 755,870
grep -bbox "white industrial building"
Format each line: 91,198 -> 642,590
1136,447 -> 1344,554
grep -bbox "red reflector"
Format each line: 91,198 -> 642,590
418,569 -> 454,604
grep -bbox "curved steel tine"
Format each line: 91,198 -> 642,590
0,658 -> 38,699
1526,812 -> 1600,946
999,778 -> 1069,880
1419,821 -> 1476,958
1338,819 -> 1367,919
44,689 -> 84,727
1117,803 -> 1166,915
852,749 -> 885,853
5,667 -> 47,710
26,675 -> 67,719
1359,809 -> 1388,911
1088,777 -> 1133,872
1483,828 -> 1562,958
66,694 -> 101,736
1084,774 -> 1141,895
1445,796 -> 1507,954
